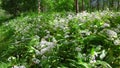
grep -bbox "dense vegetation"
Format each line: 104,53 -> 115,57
0,0 -> 120,68
0,11 -> 120,68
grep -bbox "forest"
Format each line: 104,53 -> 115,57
0,0 -> 120,68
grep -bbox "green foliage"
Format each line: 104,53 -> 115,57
0,9 -> 11,23
54,0 -> 74,12
0,11 -> 120,68
40,0 -> 74,12
1,0 -> 38,16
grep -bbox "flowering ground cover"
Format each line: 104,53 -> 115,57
0,11 -> 120,68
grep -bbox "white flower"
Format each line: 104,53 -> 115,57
12,65 -> 19,68
68,14 -> 73,20
64,35 -> 69,38
90,59 -> 96,63
100,50 -> 106,59
80,30 -> 91,36
7,56 -> 16,62
19,66 -> 26,68
40,44 -> 55,55
12,65 -> 26,68
35,50 -> 41,55
102,23 -> 110,28
52,37 -> 57,43
41,55 -> 47,60
114,29 -> 120,33
94,52 -> 98,57
45,30 -> 50,34
40,38 -> 55,48
32,58 -> 40,64
75,47 -> 81,52
90,51 -> 99,64
35,38 -> 57,55
106,29 -> 117,38
90,57 -> 96,63
114,39 -> 120,45
117,24 -> 120,29
35,35 -> 40,39
59,18 -> 65,23
40,38 -> 48,48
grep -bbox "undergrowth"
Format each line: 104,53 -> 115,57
0,11 -> 120,68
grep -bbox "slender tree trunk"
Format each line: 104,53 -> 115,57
90,0 -> 93,12
108,0 -> 110,10
82,0 -> 84,11
117,0 -> 119,11
38,0 -> 41,13
97,0 -> 99,10
89,0 -> 91,12
111,0 -> 114,10
102,0 -> 104,10
75,0 -> 79,13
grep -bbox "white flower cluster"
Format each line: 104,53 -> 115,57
75,47 -> 81,52
80,29 -> 91,36
101,28 -> 120,45
114,39 -> 120,45
7,56 -> 16,62
32,58 -> 40,64
67,14 -> 74,20
106,29 -> 117,38
54,17 -> 69,31
100,50 -> 107,59
12,65 -> 26,68
101,23 -> 110,28
35,37 -> 57,55
90,52 -> 98,63
115,25 -> 120,33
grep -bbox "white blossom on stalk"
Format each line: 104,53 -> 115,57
32,58 -> 40,64
102,23 -> 110,28
12,66 -> 19,68
90,56 -> 96,63
90,59 -> 96,63
12,65 -> 26,68
35,37 -> 57,55
7,56 -> 16,62
114,39 -> 120,45
19,66 -> 26,68
67,14 -> 73,20
80,30 -> 91,36
75,47 -> 81,52
117,24 -> 120,29
40,38 -> 55,48
59,18 -> 65,23
90,51 -> 98,64
106,29 -> 117,38
100,50 -> 106,59
41,55 -> 47,60
114,29 -> 120,33
64,35 -> 69,38
35,49 -> 41,55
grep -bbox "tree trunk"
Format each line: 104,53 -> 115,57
75,0 -> 79,13
117,0 -> 119,11
97,0 -> 99,10
102,0 -> 104,10
111,0 -> 114,9
89,0 -> 91,12
82,0 -> 84,11
38,0 -> 41,13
